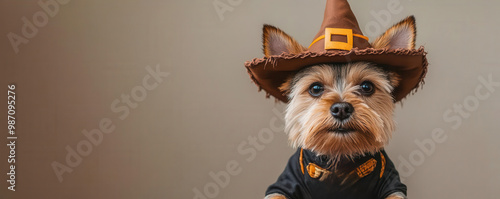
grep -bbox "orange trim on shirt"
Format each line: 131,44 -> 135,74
380,153 -> 386,178
300,149 -> 305,174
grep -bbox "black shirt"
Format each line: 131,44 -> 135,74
266,148 -> 406,199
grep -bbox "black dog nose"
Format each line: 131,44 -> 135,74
330,102 -> 354,121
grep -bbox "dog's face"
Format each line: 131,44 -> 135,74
261,16 -> 416,160
280,62 -> 400,159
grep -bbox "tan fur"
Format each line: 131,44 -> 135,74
264,193 -> 288,199
386,195 -> 405,199
282,62 -> 397,162
387,71 -> 402,88
278,76 -> 293,96
372,16 -> 416,50
263,25 -> 306,57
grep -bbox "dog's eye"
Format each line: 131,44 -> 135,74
309,82 -> 324,97
359,81 -> 375,96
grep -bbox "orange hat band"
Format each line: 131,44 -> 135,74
308,28 -> 369,51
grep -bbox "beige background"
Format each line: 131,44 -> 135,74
1,0 -> 499,198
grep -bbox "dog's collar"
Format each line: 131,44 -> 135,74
299,148 -> 386,181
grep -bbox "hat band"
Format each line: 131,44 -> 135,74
308,28 -> 369,51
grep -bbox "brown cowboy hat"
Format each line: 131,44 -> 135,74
244,0 -> 428,102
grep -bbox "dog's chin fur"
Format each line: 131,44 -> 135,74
281,62 -> 400,162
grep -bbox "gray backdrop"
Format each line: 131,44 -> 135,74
1,0 -> 499,198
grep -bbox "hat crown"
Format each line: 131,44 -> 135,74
309,0 -> 371,52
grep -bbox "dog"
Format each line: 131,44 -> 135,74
244,1 -> 427,198
266,61 -> 406,199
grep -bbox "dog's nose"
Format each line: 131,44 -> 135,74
330,102 -> 354,121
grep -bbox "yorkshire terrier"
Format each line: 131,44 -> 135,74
267,62 -> 405,199
255,15 -> 424,199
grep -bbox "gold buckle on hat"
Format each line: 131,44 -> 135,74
325,28 -> 353,51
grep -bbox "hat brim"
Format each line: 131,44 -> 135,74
245,47 -> 428,102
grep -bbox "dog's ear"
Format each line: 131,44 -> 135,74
263,25 -> 306,57
372,16 -> 416,50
